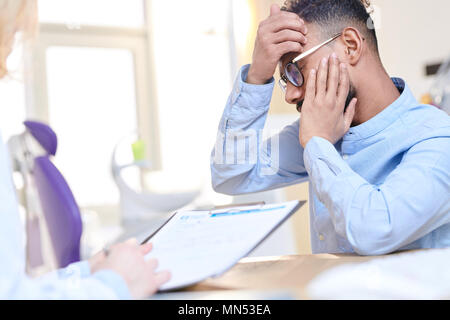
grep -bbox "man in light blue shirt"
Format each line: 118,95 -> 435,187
211,1 -> 450,255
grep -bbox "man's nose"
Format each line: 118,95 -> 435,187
285,82 -> 304,105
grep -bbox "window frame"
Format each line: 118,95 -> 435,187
26,3 -> 162,173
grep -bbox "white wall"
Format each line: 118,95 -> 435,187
372,0 -> 450,99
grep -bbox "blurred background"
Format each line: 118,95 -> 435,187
2,0 -> 449,275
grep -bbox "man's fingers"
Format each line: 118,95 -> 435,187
268,15 -> 307,34
269,5 -> 306,33
304,68 -> 317,105
154,270 -> 171,287
273,29 -> 307,45
337,63 -> 350,107
270,3 -> 280,16
344,98 -> 357,130
276,41 -> 303,57
316,56 -> 329,97
326,53 -> 340,97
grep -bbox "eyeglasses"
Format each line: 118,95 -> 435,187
278,33 -> 342,93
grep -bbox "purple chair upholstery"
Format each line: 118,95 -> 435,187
24,120 -> 57,156
24,121 -> 82,268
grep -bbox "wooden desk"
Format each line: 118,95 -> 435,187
184,254 -> 378,298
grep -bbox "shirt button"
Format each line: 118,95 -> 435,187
319,234 -> 325,241
342,154 -> 349,160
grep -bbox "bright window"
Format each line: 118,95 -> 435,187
30,0 -> 158,211
30,0 -> 240,211
45,47 -> 138,206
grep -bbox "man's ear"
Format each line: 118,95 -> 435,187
341,27 -> 365,65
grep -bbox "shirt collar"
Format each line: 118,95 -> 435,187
343,78 -> 418,141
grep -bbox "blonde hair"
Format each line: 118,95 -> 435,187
0,0 -> 38,78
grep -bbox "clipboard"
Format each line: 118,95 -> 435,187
143,200 -> 306,291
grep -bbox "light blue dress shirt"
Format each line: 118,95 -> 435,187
211,64 -> 450,255
0,132 -> 131,299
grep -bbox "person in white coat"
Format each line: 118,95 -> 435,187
0,0 -> 170,299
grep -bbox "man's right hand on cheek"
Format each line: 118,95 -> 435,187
246,4 -> 307,85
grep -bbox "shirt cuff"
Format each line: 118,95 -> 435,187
303,136 -> 347,176
92,270 -> 132,300
229,64 -> 275,109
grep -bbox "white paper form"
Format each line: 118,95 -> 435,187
144,200 -> 304,291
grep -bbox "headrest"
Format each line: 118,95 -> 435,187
24,121 -> 58,156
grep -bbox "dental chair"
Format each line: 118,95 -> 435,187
9,121 -> 82,269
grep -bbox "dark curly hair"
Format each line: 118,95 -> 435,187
281,0 -> 379,54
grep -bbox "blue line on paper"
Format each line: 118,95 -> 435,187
210,205 -> 286,218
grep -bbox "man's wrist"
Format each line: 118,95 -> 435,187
228,65 -> 274,110
246,66 -> 271,85
301,136 -> 311,149
301,134 -> 334,149
301,135 -> 322,149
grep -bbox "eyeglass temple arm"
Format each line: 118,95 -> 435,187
292,33 -> 342,64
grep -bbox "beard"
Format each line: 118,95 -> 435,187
296,83 -> 357,113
